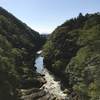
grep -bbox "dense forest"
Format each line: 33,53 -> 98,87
43,13 -> 100,100
0,7 -> 46,100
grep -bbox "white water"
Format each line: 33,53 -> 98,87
37,50 -> 42,54
35,54 -> 68,99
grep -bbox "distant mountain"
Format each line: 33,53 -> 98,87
0,7 -> 45,100
43,13 -> 100,100
41,34 -> 50,38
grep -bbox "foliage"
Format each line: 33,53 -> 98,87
0,7 -> 44,100
43,12 -> 100,99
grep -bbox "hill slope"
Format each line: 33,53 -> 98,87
43,13 -> 100,100
0,7 -> 45,100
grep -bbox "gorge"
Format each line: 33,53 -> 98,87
0,7 -> 100,100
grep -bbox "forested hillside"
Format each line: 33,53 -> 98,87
0,7 -> 45,100
43,13 -> 100,100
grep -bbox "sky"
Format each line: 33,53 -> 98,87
0,0 -> 100,34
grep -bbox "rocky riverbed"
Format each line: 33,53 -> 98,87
41,68 -> 68,100
19,69 -> 68,100
18,52 -> 69,100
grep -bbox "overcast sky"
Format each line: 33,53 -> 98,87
0,0 -> 100,33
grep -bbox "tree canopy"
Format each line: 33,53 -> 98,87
43,12 -> 100,100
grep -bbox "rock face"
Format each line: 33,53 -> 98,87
43,13 -> 100,100
19,88 -> 56,100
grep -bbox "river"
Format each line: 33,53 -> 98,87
35,51 -> 68,99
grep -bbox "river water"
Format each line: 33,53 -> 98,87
35,56 -> 44,73
35,52 -> 68,99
